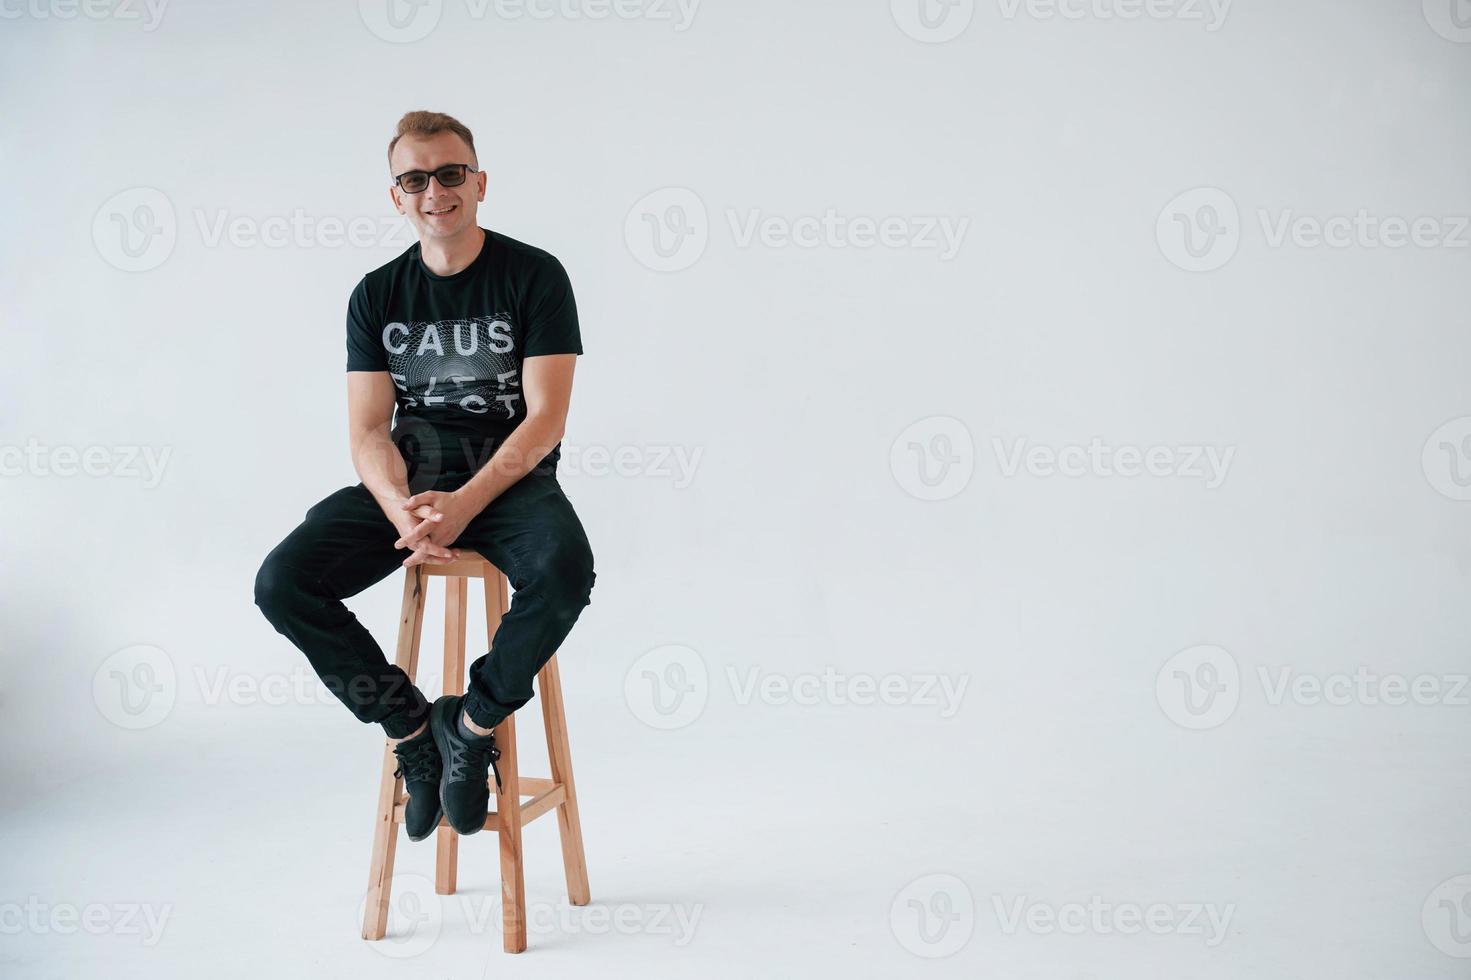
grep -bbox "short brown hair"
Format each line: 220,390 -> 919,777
387,110 -> 477,172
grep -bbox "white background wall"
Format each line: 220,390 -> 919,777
3,1 -> 1471,977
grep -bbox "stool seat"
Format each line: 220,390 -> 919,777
361,553 -> 590,953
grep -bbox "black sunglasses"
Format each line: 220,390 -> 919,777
392,163 -> 478,194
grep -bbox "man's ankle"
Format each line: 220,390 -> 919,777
389,720 -> 428,744
459,710 -> 495,739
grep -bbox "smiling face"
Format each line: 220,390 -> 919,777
388,130 -> 486,244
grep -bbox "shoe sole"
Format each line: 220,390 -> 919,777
430,695 -> 482,837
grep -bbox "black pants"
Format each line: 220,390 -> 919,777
253,464 -> 595,739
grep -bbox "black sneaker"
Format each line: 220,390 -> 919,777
429,694 -> 503,836
391,729 -> 444,842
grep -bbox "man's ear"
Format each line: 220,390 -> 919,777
388,184 -> 404,214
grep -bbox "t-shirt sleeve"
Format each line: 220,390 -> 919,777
522,255 -> 583,357
345,276 -> 387,372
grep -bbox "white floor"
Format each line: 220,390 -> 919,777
5,607 -> 1466,980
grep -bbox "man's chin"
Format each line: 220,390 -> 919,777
416,216 -> 474,240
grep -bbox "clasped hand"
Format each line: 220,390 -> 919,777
392,489 -> 480,568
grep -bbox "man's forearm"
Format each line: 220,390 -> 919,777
457,414 -> 564,512
352,423 -> 412,516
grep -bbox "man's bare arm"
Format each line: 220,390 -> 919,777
456,353 -> 577,512
347,371 -> 456,560
347,371 -> 412,511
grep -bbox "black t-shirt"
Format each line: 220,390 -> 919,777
346,228 -> 582,476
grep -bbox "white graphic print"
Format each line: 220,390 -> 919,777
382,315 -> 521,419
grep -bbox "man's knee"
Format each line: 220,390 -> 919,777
253,555 -> 312,622
523,536 -> 595,610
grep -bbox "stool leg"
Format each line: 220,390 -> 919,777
484,570 -> 527,953
539,654 -> 591,906
436,575 -> 469,895
362,567 -> 428,940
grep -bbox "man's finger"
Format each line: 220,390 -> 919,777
402,491 -> 443,511
397,516 -> 440,547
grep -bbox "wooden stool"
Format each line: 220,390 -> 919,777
360,551 -> 590,953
